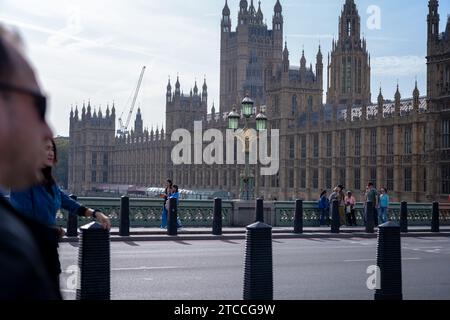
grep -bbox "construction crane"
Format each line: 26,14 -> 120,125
117,66 -> 146,136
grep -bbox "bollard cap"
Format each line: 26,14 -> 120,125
247,221 -> 272,230
378,221 -> 400,229
80,222 -> 104,230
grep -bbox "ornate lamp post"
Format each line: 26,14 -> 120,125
227,94 -> 268,200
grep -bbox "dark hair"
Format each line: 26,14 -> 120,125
42,139 -> 57,193
381,187 -> 388,193
172,185 -> 179,192
347,191 -> 352,195
368,182 -> 374,187
320,190 -> 327,197
166,179 -> 173,186
0,36 -> 12,81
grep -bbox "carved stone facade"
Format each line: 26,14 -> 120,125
69,0 -> 450,202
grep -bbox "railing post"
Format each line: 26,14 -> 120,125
432,202 -> 440,233
365,201 -> 375,233
375,222 -> 403,301
255,198 -> 264,223
120,196 -> 130,237
167,197 -> 178,236
212,198 -> 223,236
67,195 -> 78,237
243,222 -> 273,300
294,200 -> 303,234
400,201 -> 408,233
331,199 -> 340,233
76,222 -> 110,300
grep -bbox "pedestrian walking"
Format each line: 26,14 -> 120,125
318,190 -> 330,226
168,185 -> 183,229
337,185 -> 346,226
365,182 -> 378,226
378,187 -> 390,224
160,179 -> 173,229
344,191 -> 357,226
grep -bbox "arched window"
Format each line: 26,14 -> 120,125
291,95 -> 298,115
308,96 -> 313,111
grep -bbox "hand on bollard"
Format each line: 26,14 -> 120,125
96,212 -> 112,231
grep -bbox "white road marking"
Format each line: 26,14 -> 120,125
344,258 -> 420,262
60,289 -> 76,293
112,266 -> 180,271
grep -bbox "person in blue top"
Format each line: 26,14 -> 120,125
160,179 -> 173,229
169,185 -> 183,229
318,190 -> 330,226
10,138 -> 111,297
378,187 -> 390,224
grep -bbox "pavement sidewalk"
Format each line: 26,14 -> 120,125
60,226 -> 450,242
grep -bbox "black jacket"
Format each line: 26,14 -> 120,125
0,195 -> 60,300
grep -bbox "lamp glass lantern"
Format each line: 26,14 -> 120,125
256,112 -> 268,131
241,96 -> 254,118
227,109 -> 240,130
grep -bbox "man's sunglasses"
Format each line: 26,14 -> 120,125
0,82 -> 47,121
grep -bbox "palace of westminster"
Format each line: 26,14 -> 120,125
68,0 -> 450,202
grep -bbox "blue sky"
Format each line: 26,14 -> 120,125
1,0 -> 449,136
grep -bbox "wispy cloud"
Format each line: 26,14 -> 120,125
371,55 -> 426,76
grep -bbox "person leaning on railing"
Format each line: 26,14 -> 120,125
9,138 -> 111,298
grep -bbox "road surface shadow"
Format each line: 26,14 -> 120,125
174,240 -> 192,246
220,240 -> 240,245
124,241 -> 140,246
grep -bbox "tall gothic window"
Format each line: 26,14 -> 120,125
313,134 -> 319,158
289,136 -> 295,159
301,135 -> 307,159
442,165 -> 450,194
442,120 -> 450,149
370,167 -> 377,186
312,169 -> 319,189
326,133 -> 332,157
354,168 -> 361,191
370,128 -> 377,156
339,168 -> 346,186
300,169 -> 306,189
289,169 -> 294,188
307,96 -> 313,112
387,127 -> 394,155
340,131 -> 346,157
404,167 -> 412,192
387,168 -> 394,192
354,130 -> 361,157
292,95 -> 298,115
325,168 -> 332,189
404,126 -> 412,155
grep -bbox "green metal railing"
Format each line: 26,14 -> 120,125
57,198 -> 450,228
57,198 -> 232,228
274,202 -> 450,227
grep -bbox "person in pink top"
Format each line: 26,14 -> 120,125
344,191 -> 357,226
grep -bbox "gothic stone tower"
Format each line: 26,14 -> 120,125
220,0 -> 283,114
165,76 -> 208,135
426,0 -> 450,199
327,0 -> 371,107
68,102 -> 116,195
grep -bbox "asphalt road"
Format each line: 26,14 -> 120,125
59,237 -> 450,300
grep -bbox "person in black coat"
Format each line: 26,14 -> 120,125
0,25 -> 59,299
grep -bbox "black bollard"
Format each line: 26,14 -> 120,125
432,202 -> 440,233
243,222 -> 273,300
294,200 -> 303,234
120,196 -> 130,237
76,222 -> 110,300
400,201 -> 408,233
67,195 -> 78,237
167,197 -> 178,236
375,221 -> 403,301
212,198 -> 223,236
255,198 -> 264,223
331,199 -> 340,233
365,201 -> 375,233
